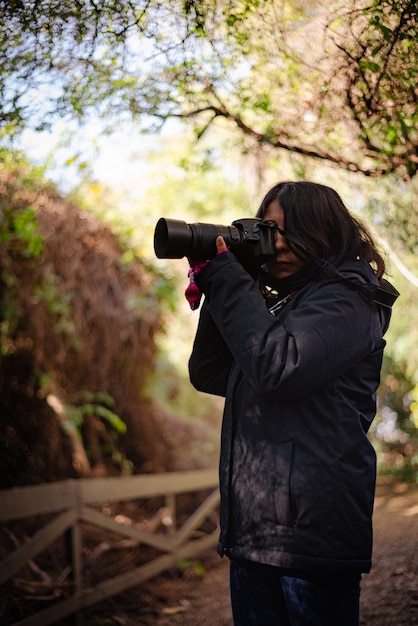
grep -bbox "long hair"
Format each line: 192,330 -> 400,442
256,181 -> 385,279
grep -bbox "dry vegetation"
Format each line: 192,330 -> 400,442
0,166 -> 221,623
0,168 -> 215,487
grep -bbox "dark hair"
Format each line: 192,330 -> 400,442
256,181 -> 385,279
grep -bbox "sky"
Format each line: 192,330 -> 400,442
20,124 -> 146,189
18,118 -> 174,203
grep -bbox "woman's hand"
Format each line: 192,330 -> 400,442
216,236 -> 228,254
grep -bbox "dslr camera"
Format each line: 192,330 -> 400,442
154,217 -> 277,273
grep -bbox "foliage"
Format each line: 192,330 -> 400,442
325,0 -> 417,178
0,150 -> 172,480
0,0 -> 416,177
360,174 -> 418,256
67,169 -> 181,318
0,164 -> 126,447
0,205 -> 43,257
0,151 -> 45,355
0,151 -> 45,256
379,279 -> 418,483
59,390 -> 127,435
178,559 -> 206,576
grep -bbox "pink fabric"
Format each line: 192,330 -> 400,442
185,249 -> 229,310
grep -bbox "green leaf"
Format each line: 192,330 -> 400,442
95,405 -> 127,434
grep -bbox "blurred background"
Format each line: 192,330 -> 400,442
1,0 -> 417,488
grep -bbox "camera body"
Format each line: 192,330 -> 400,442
154,217 -> 277,273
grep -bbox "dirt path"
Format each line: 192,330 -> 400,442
139,479 -> 418,626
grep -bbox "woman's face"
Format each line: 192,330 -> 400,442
262,200 -> 307,280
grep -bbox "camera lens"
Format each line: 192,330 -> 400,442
154,218 -> 235,260
154,218 -> 192,258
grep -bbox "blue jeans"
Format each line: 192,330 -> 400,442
230,559 -> 361,626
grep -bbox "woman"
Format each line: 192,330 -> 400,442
188,181 -> 398,626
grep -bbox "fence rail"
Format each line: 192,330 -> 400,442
0,469 -> 219,626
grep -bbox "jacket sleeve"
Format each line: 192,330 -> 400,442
189,298 -> 234,397
196,252 -> 384,399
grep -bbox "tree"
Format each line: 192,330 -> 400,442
0,0 -> 416,178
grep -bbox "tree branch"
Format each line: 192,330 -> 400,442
171,104 -> 392,177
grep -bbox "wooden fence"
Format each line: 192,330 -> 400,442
0,469 -> 219,626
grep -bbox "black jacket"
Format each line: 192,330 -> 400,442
189,252 -> 393,574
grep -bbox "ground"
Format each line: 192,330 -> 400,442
128,478 -> 418,626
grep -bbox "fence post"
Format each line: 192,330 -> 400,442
65,480 -> 83,626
